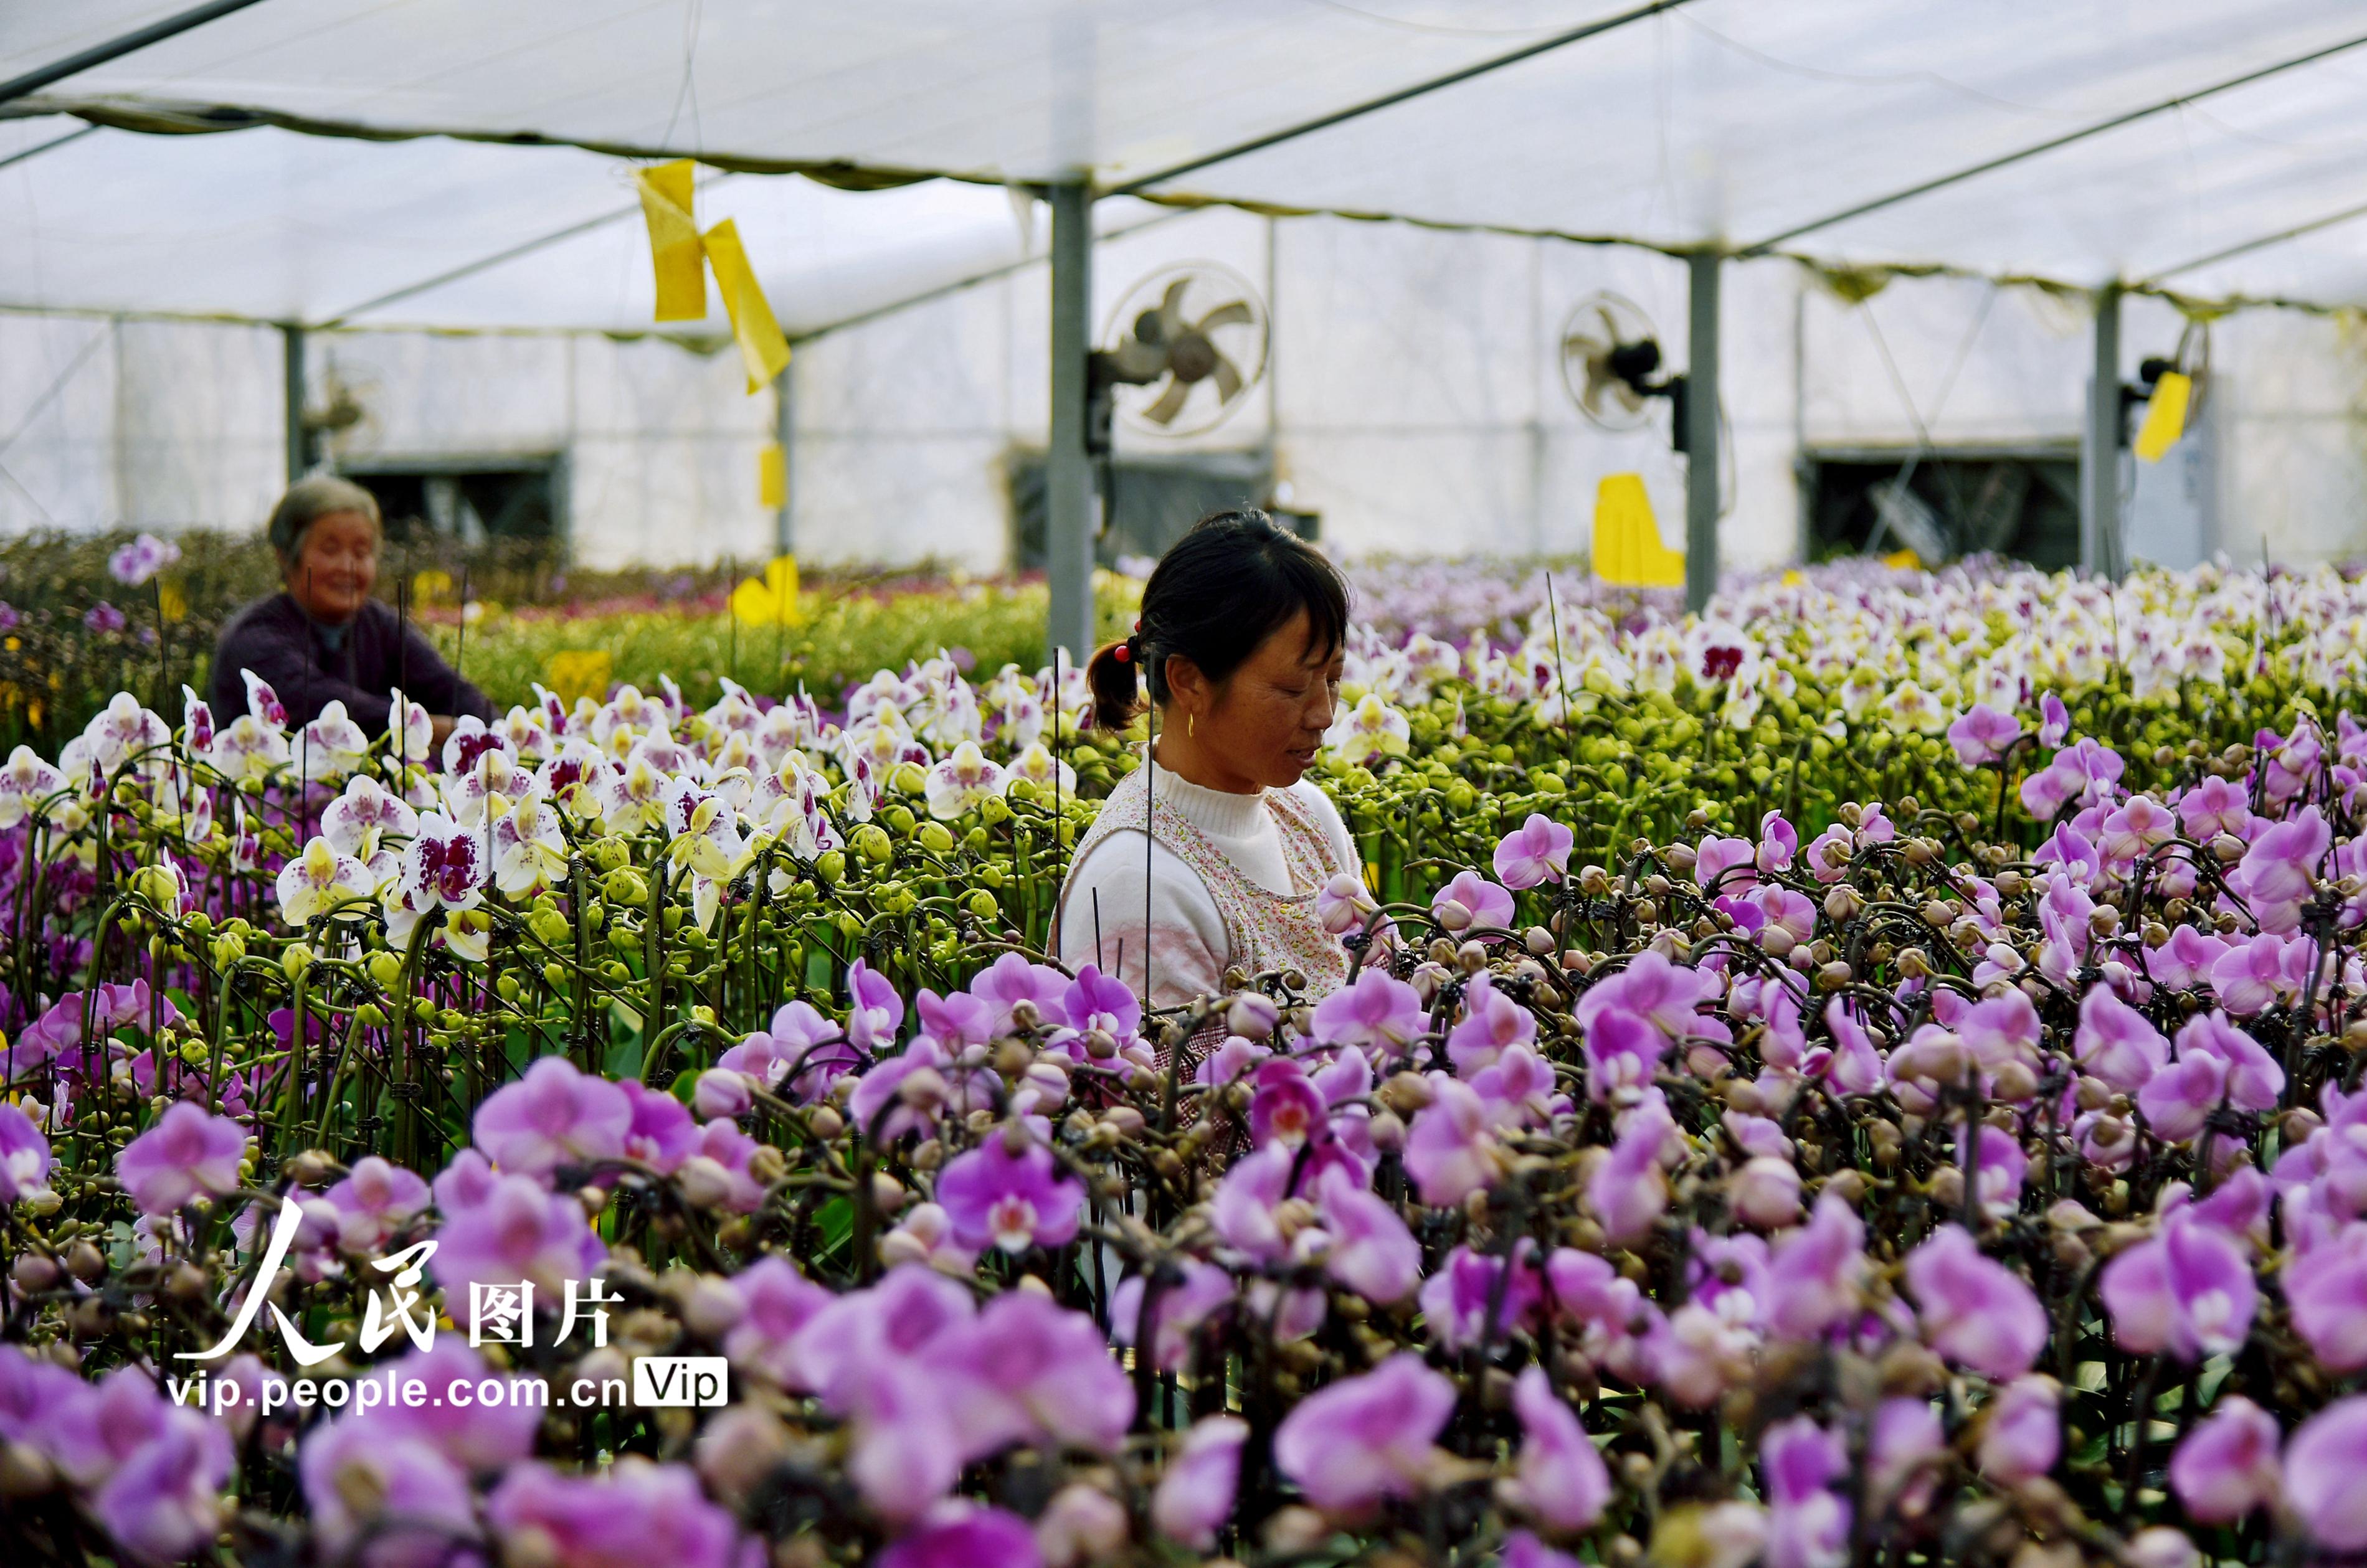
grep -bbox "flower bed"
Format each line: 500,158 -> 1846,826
0,557 -> 2362,1567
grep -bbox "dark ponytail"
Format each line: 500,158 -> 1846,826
1084,509 -> 1349,730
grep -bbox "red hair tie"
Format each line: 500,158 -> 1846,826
1112,643 -> 1131,663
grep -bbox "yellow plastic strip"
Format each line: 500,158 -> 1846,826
2134,370 -> 2191,463
703,218 -> 792,393
633,160 -> 706,323
758,442 -> 786,508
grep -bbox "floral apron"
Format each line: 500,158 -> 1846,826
1060,763 -> 1355,1005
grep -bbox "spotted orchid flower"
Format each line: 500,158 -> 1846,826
400,810 -> 488,915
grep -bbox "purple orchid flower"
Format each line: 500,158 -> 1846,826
115,1102 -> 246,1216
1902,1224 -> 2047,1379
1152,1415 -> 1248,1549
1270,1353 -> 1454,1516
2169,1396 -> 2281,1523
472,1056 -> 631,1176
1511,1364 -> 1611,1531
1492,811 -> 1574,889
1947,703 -> 2022,767
934,1130 -> 1083,1254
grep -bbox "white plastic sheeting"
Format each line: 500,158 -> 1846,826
11,2 -> 2367,309
0,113 -> 1160,332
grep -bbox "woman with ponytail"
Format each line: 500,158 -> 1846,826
1058,510 -> 1359,1013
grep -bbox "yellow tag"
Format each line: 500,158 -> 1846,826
1882,549 -> 1922,570
158,579 -> 187,621
759,442 -> 786,508
1780,569 -> 1804,586
2134,370 -> 2191,462
703,218 -> 792,393
731,555 -> 803,627
1592,473 -> 1684,588
411,568 -> 453,605
635,160 -> 707,323
546,649 -> 613,708
1364,860 -> 1380,892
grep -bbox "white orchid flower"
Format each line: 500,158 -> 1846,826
1325,693 -> 1411,766
297,700 -> 371,782
386,689 -> 434,769
80,692 -> 171,777
211,714 -> 292,781
491,782 -> 571,896
276,834 -> 376,924
0,745 -> 67,829
600,752 -> 670,834
1004,742 -> 1076,796
322,774 -> 419,861
439,747 -> 523,828
534,739 -> 613,821
663,777 -> 748,880
924,740 -> 1007,821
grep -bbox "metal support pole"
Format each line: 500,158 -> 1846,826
0,0 -> 275,108
281,323 -> 308,482
1684,250 -> 1722,615
1046,181 -> 1096,664
2081,283 -> 2122,577
772,366 -> 794,560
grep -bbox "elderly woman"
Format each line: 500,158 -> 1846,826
1058,511 -> 1359,1011
209,476 -> 493,745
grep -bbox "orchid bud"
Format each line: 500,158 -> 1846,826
692,1069 -> 754,1120
1434,898 -> 1473,932
1227,993 -> 1280,1039
896,1065 -> 948,1108
1730,1156 -> 1801,1229
693,1407 -> 791,1507
679,1275 -> 745,1338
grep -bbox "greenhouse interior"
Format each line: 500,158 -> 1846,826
4,5 -> 2367,1567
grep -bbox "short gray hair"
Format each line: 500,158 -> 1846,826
267,476 -> 382,568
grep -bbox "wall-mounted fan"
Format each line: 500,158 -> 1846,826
301,362 -> 374,471
1091,262 -> 1268,442
1557,289 -> 1733,516
1560,291 -> 1679,434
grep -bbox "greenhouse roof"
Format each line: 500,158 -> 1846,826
10,0 -> 2367,323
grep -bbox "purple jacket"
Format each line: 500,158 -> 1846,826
208,593 -> 495,732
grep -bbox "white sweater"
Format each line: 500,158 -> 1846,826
1057,766 -> 1357,1008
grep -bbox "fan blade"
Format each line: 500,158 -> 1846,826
1142,375 -> 1192,425
1193,300 -> 1253,333
1109,339 -> 1170,383
1210,351 -> 1242,404
1579,353 -> 1620,403
1156,280 -> 1192,339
